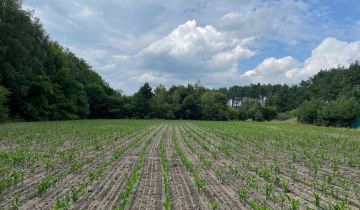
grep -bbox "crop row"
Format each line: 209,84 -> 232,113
189,121 -> 360,209
53,124 -> 163,209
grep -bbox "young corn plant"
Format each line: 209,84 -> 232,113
160,134 -> 171,210
236,187 -> 248,204
54,126 -> 161,210
37,171 -> 67,195
194,170 -> 206,194
287,195 -> 300,210
10,194 -> 20,210
117,136 -> 153,210
265,183 -> 274,200
313,192 -> 321,209
215,169 -> 226,184
279,193 -> 287,209
210,200 -> 219,210
173,130 -> 206,194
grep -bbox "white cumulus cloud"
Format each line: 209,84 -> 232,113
242,37 -> 360,84
138,20 -> 256,74
298,37 -> 360,78
242,56 -> 300,84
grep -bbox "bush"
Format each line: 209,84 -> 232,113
227,107 -> 239,120
261,106 -> 277,121
165,110 -> 176,120
297,99 -> 325,124
217,109 -> 229,121
298,97 -> 360,127
238,108 -> 249,121
276,112 -> 290,121
317,96 -> 360,127
289,109 -> 299,119
253,110 -> 264,121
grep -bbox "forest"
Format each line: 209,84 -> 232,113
0,0 -> 359,127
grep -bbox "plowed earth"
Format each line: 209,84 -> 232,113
1,121 -> 359,210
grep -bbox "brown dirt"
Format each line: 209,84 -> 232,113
187,123 -> 359,209
0,126 -> 154,209
175,126 -> 246,210
126,125 -> 164,210
70,125 -> 166,210
7,122 -> 355,210
16,125 -> 162,210
166,127 -> 205,210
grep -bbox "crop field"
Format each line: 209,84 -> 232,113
0,120 -> 359,210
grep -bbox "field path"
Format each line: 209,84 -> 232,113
166,126 -> 205,210
18,125 -> 162,210
188,123 -> 359,209
71,124 -> 166,210
126,125 -> 165,210
0,129 -> 147,209
175,125 -> 246,209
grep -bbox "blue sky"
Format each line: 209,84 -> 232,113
23,0 -> 360,94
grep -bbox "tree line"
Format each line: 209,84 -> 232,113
0,0 -> 359,127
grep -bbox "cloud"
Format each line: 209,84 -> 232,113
298,37 -> 360,77
217,0 -> 312,45
242,56 -> 300,84
23,0 -> 360,94
105,20 -> 256,91
210,45 -> 255,68
242,37 -> 360,84
138,20 -> 256,74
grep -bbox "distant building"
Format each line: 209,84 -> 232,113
227,98 -> 241,107
259,96 -> 267,106
227,96 -> 267,107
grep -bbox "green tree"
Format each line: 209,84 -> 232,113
131,83 -> 153,118
228,107 -> 239,120
318,96 -> 360,127
200,91 -> 228,120
150,85 -> 171,118
261,106 -> 277,121
297,99 -> 325,124
0,86 -> 9,121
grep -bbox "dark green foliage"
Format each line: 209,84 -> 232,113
0,0 -> 123,120
235,98 -> 277,121
130,83 -> 153,118
238,108 -> 249,121
298,99 -> 325,124
261,106 -> 277,121
298,97 -> 360,127
227,107 -> 239,120
0,86 -> 9,121
276,112 -> 291,121
200,91 -> 228,120
253,109 -> 264,121
164,111 -> 176,120
150,85 -> 171,119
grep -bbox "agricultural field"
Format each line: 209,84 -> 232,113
0,120 -> 359,210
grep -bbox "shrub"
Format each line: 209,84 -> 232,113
165,110 -> 176,120
297,99 -> 325,124
238,108 -> 249,121
318,96 -> 360,127
276,112 -> 290,121
261,106 -> 277,121
253,109 -> 264,121
227,107 -> 239,120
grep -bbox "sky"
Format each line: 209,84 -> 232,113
23,0 -> 360,94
